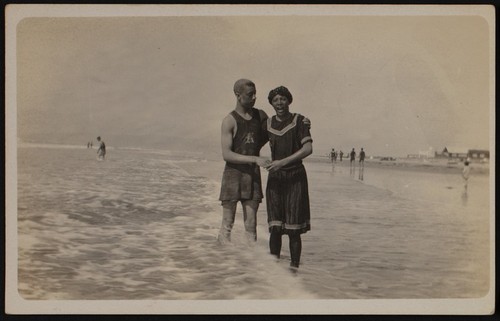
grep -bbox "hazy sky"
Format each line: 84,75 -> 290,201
16,11 -> 492,157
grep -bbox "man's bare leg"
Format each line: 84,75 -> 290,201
217,201 -> 237,244
242,200 -> 259,243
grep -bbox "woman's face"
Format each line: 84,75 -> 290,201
271,94 -> 290,118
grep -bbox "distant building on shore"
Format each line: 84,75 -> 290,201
434,147 -> 489,162
468,149 -> 490,161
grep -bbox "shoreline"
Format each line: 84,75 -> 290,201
16,143 -> 490,176
305,156 -> 490,175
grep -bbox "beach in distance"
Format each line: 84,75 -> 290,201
16,144 -> 491,303
305,154 -> 490,175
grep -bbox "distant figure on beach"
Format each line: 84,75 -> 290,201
349,148 -> 356,176
96,136 -> 106,160
217,79 -> 271,244
330,148 -> 337,173
350,148 -> 356,163
90,141 -> 93,148
263,86 -> 312,270
330,148 -> 337,163
358,148 -> 365,180
462,159 -> 471,192
359,148 -> 365,166
339,150 -> 344,161
87,142 -> 90,148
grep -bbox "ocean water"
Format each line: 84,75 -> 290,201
302,162 -> 490,299
16,146 -> 491,300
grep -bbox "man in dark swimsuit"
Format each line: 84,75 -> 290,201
218,79 -> 270,244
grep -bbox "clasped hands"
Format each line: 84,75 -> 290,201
256,157 -> 284,172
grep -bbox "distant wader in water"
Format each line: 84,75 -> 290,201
97,136 -> 106,161
462,159 -> 471,193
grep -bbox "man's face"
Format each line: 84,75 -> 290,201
271,94 -> 290,118
237,85 -> 256,108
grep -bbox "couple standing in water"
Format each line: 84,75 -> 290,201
217,79 -> 313,269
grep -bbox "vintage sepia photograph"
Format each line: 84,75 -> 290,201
5,4 -> 495,315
